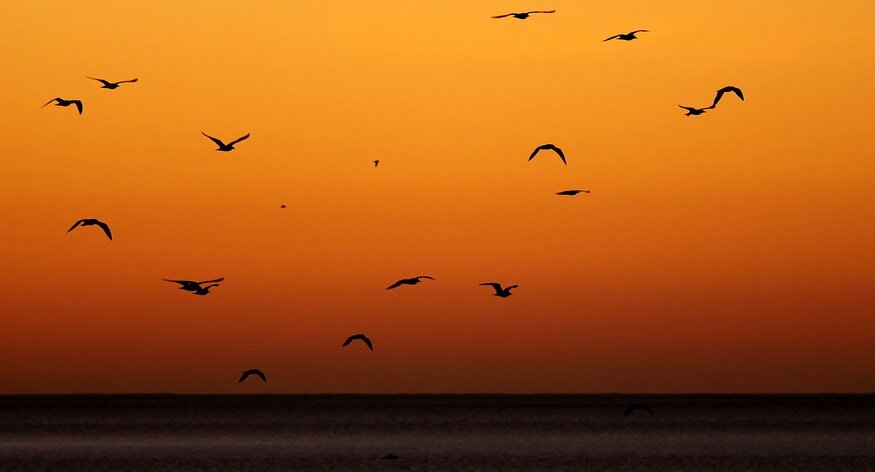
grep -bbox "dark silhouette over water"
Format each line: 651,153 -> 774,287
342,333 -> 374,351
386,276 -> 435,289
603,30 -> 649,42
163,278 -> 224,292
529,144 -> 567,165
480,282 -> 518,298
679,105 -> 710,116
623,403 -> 654,416
710,86 -> 745,108
201,132 -> 250,152
239,369 -> 267,383
557,189 -> 590,196
67,219 -> 112,240
43,98 -> 83,115
492,10 -> 555,20
87,76 -> 138,89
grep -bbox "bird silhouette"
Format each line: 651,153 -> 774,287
239,369 -> 267,383
193,284 -> 220,296
492,10 -> 555,19
342,333 -> 374,351
42,98 -> 83,115
386,276 -> 435,289
374,160 -> 380,167
557,189 -> 590,196
201,132 -> 250,152
710,86 -> 744,108
163,278 -> 224,292
67,219 -> 112,240
678,105 -> 710,116
529,144 -> 567,165
280,204 -> 287,208
603,30 -> 649,41
480,282 -> 518,298
623,403 -> 654,416
87,76 -> 138,89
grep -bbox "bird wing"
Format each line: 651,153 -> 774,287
42,98 -> 60,108
201,132 -> 226,148
417,275 -> 435,280
731,87 -> 744,101
549,145 -> 567,165
711,89 -> 726,108
228,133 -> 251,146
95,220 -> 112,240
526,10 -> 555,14
506,285 -> 519,290
630,29 -> 649,34
238,372 -> 249,382
492,13 -> 516,18
678,105 -> 694,111
254,370 -> 267,382
528,146 -> 546,161
67,219 -> 84,232
342,336 -> 355,346
118,78 -> 139,84
197,278 -> 225,284
163,279 -> 195,286
72,100 -> 83,114
386,280 -> 404,290
87,76 -> 111,86
362,336 -> 374,350
480,282 -> 502,290
603,35 -> 621,42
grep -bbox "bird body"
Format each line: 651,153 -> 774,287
202,132 -> 250,151
163,278 -> 224,292
67,219 -> 112,240
87,76 -> 138,89
193,284 -> 220,296
239,369 -> 267,383
480,282 -> 518,298
623,403 -> 654,416
386,275 -> 435,290
710,86 -> 744,108
679,105 -> 710,116
43,98 -> 83,115
603,30 -> 649,41
343,333 -> 374,350
492,10 -> 555,19
529,144 -> 567,165
557,189 -> 590,196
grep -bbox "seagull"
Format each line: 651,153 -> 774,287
342,333 -> 374,351
193,284 -> 220,296
374,160 -> 380,167
529,144 -> 566,165
557,189 -> 590,196
492,10 -> 555,20
87,76 -> 138,89
623,403 -> 654,416
678,105 -> 710,116
163,278 -> 225,292
386,276 -> 435,290
480,282 -> 518,298
42,98 -> 83,115
239,369 -> 267,383
603,30 -> 649,42
201,131 -> 250,152
710,86 -> 744,108
67,219 -> 112,240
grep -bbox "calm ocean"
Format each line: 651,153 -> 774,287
0,394 -> 872,471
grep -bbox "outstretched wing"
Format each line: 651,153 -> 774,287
87,76 -> 112,86
629,29 -> 649,34
197,278 -> 225,284
506,285 -> 519,291
386,280 -> 404,290
711,86 -> 743,108
72,100 -> 83,115
42,98 -> 60,108
417,275 -> 435,280
480,282 -> 502,294
526,10 -> 555,14
163,279 -> 196,286
529,145 -> 545,161
228,133 -> 251,146
602,34 -> 621,42
548,145 -> 567,165
678,105 -> 694,111
95,220 -> 112,240
201,132 -> 226,148
492,13 -> 517,18
361,336 -> 374,351
67,219 -> 84,232
238,371 -> 249,382
342,336 -> 356,346
118,78 -> 139,84
254,370 -> 267,382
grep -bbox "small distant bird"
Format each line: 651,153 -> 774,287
87,76 -> 138,89
201,131 -> 250,152
382,454 -> 399,461
239,369 -> 267,383
67,219 -> 112,240
492,10 -> 555,20
623,403 -> 654,416
603,30 -> 649,42
163,278 -> 225,292
342,333 -> 374,351
193,284 -> 220,296
678,105 -> 710,116
710,86 -> 744,108
374,160 -> 380,167
42,98 -> 83,115
557,189 -> 590,196
280,204 -> 287,208
529,144 -> 567,165
480,282 -> 518,298
386,276 -> 435,290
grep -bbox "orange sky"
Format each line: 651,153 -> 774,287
0,1 -> 873,393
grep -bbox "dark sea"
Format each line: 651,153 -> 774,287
0,394 -> 872,471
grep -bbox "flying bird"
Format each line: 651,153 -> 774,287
479,282 -> 518,298
374,160 -> 380,167
710,86 -> 744,108
87,76 -> 138,89
342,333 -> 374,351
529,144 -> 566,165
201,131 -> 250,152
280,204 -> 287,208
163,278 -> 224,292
67,219 -> 112,240
239,369 -> 267,383
492,10 -> 555,20
386,276 -> 435,290
556,189 -> 590,196
623,403 -> 654,416
603,30 -> 649,42
193,284 -> 220,296
678,105 -> 710,116
42,98 -> 83,115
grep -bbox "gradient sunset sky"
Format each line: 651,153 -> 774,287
0,1 -> 872,393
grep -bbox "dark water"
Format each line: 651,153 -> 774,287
0,394 -> 872,471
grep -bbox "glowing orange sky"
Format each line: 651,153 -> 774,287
0,1 -> 873,393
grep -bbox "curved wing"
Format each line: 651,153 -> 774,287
549,145 -> 567,165
238,371 -> 249,382
506,285 -> 519,291
72,100 -> 83,115
201,132 -> 226,148
416,275 -> 435,280
629,29 -> 649,34
526,10 -> 555,14
492,13 -> 517,18
386,280 -> 404,290
95,220 -> 112,240
87,76 -> 112,86
117,78 -> 138,84
228,133 -> 250,146
67,219 -> 84,232
361,336 -> 374,351
603,35 -> 621,42
42,98 -> 60,108
342,336 -> 356,346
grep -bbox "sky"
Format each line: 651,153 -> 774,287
0,1 -> 873,394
